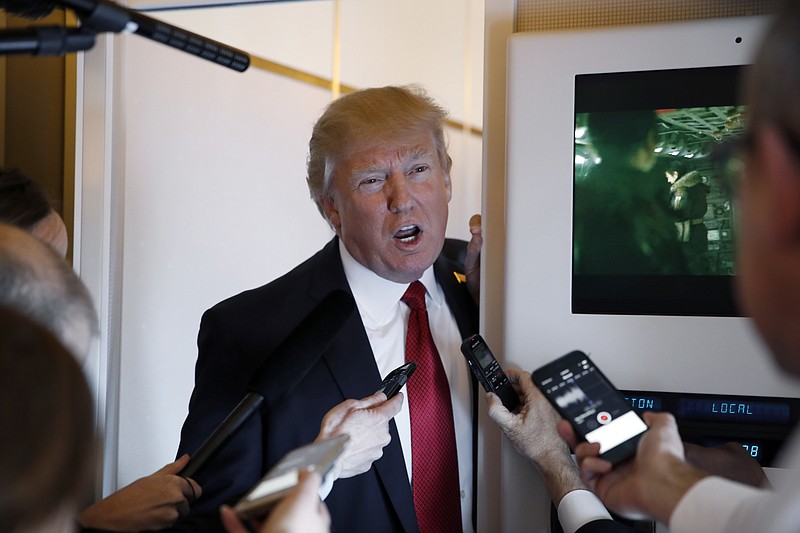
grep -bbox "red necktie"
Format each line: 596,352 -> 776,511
401,281 -> 463,533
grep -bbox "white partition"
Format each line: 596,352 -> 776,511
74,2 -> 484,493
500,15 -> 800,531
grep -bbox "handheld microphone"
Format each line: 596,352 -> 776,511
179,290 -> 356,479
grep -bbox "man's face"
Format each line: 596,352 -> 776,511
735,126 -> 800,375
322,133 -> 452,283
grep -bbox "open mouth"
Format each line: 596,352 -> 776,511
394,225 -> 421,243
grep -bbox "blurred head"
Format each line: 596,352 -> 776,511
307,86 -> 453,282
0,307 -> 95,533
588,110 -> 658,170
0,169 -> 68,257
0,224 -> 97,361
735,1 -> 800,375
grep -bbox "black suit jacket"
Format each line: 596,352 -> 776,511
176,237 -> 478,532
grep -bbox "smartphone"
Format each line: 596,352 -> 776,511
375,362 -> 417,398
234,434 -> 349,520
532,350 -> 648,465
460,334 -> 520,411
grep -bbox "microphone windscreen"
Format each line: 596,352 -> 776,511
1,0 -> 56,19
249,290 -> 355,402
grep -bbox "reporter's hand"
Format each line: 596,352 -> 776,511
220,470 -> 330,533
487,368 -> 585,503
465,213 -> 482,305
315,392 -> 403,479
77,454 -> 201,531
683,441 -> 769,488
568,412 -> 706,523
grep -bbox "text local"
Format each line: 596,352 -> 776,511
711,402 -> 753,415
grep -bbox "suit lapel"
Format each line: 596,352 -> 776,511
309,238 -> 419,532
434,254 -> 479,338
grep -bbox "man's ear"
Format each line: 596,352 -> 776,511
758,125 -> 800,245
321,195 -> 341,232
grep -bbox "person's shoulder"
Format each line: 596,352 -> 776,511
205,239 -> 339,317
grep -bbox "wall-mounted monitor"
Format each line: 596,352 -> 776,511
501,15 -> 792,398
572,65 -> 744,317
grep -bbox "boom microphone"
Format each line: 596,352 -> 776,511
179,290 -> 356,479
0,0 -> 57,19
1,0 -> 250,71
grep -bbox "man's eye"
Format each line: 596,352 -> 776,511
412,165 -> 428,173
358,177 -> 384,192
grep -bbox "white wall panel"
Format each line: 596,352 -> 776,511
116,32 -> 334,486
102,2 -> 482,490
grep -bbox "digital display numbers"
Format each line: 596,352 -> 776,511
705,439 -> 763,460
742,443 -> 761,459
621,390 -> 798,467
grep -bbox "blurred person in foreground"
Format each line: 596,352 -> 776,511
0,222 -> 202,531
0,306 -> 95,533
0,217 -> 379,532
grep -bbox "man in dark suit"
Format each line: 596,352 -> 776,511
178,86 -> 479,533
177,86 -> 623,533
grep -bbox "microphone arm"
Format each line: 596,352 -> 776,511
0,25 -> 96,55
179,392 -> 264,479
0,0 -> 250,72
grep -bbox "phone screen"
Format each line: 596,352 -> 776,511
533,351 -> 647,460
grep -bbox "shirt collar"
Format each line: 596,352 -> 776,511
338,239 -> 441,327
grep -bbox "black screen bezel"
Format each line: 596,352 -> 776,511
572,65 -> 747,317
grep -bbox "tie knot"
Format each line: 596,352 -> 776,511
401,281 -> 427,311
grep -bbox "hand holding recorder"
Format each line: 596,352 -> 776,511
460,334 -> 519,411
487,368 -> 590,505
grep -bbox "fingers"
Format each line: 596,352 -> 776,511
466,214 -> 483,259
486,391 -> 515,431
556,419 -> 578,448
469,213 -> 481,229
293,469 -> 323,503
180,475 -> 202,503
508,369 -> 538,401
357,391 -> 391,409
370,392 -> 403,419
503,368 -> 524,385
263,470 -> 331,533
157,454 -> 190,475
219,505 -> 249,533
573,441 -> 605,469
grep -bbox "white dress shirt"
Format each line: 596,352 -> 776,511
669,428 -> 800,533
558,489 -> 615,532
339,240 -> 475,532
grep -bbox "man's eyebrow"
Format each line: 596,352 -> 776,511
404,146 -> 433,161
350,165 -> 384,178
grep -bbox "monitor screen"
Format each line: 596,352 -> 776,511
572,65 -> 746,316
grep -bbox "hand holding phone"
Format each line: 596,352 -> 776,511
375,362 -> 417,398
532,350 -> 648,465
233,434 -> 348,520
460,334 -> 520,411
